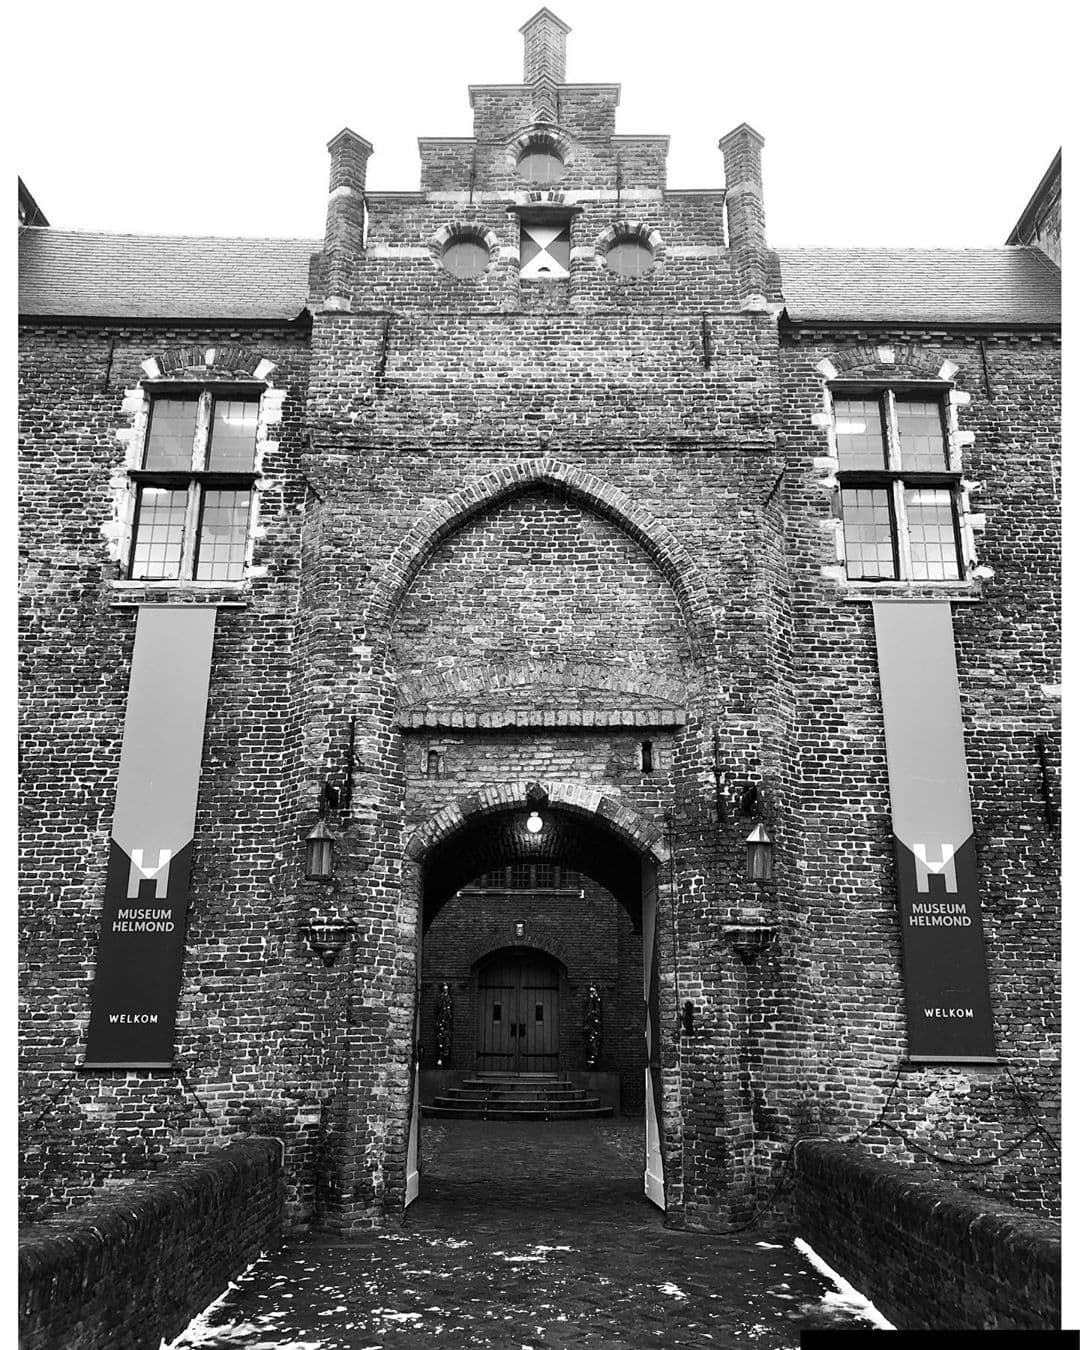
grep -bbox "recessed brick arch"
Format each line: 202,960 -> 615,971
466,939 -> 572,975
368,457 -> 716,660
819,344 -> 951,381
138,346 -> 278,381
506,125 -> 576,173
405,780 -> 669,867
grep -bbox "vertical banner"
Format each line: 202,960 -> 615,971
873,601 -> 995,1061
84,606 -> 217,1066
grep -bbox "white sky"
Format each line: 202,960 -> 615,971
12,0 -> 1064,248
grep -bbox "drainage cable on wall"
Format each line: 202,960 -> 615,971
1003,1064 -> 1061,1152
177,1068 -> 215,1123
718,1062 -> 1059,1234
29,1081 -> 73,1131
834,1061 -> 1054,1168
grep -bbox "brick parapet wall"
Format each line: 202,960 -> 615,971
793,1141 -> 1060,1329
19,1138 -> 285,1350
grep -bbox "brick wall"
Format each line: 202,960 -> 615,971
19,1138 -> 285,1350
793,1141 -> 1060,1329
18,323 -> 328,1223
768,329 -> 1062,1216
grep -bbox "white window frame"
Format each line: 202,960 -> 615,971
831,385 -> 966,584
124,384 -> 264,585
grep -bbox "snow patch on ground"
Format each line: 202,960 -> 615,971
494,1243 -> 572,1263
165,1308 -> 325,1350
372,1308 -> 423,1323
793,1237 -> 895,1329
755,1241 -> 783,1249
658,1281 -> 688,1300
160,1258 -> 282,1349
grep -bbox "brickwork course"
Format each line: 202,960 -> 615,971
18,4 -> 1060,1246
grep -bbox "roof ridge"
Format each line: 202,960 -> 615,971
1024,246 -> 1062,277
776,245 -> 1042,255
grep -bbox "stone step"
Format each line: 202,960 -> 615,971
434,1090 -> 594,1101
422,1103 -> 614,1121
451,1085 -> 584,1098
473,1072 -> 560,1079
465,1076 -> 563,1086
437,1093 -> 595,1108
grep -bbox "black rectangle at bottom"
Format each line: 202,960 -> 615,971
801,1333 -> 1073,1348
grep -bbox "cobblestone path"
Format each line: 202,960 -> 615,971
168,1120 -> 884,1348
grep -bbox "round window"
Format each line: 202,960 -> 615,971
605,239 -> 654,277
517,147 -> 564,184
442,238 -> 490,279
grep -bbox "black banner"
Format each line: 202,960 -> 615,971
84,606 -> 217,1067
893,837 -> 995,1060
84,840 -> 196,1064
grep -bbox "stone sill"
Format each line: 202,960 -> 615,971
109,580 -> 250,608
837,583 -> 983,603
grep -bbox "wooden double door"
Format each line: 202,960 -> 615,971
477,953 -> 560,1072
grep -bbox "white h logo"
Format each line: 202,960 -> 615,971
127,848 -> 173,899
912,843 -> 957,894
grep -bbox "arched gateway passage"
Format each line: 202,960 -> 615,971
402,783 -> 669,1211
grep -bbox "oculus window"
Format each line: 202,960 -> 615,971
605,237 -> 654,277
520,219 -> 571,279
441,237 -> 490,279
833,390 -> 963,582
129,391 -> 258,582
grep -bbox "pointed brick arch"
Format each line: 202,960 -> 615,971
367,458 -> 716,660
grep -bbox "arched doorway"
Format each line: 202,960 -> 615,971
401,783 -> 670,1212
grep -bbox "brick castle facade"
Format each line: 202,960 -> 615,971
19,9 -> 1060,1232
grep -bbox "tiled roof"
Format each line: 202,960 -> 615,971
19,229 -> 1061,328
777,247 -> 1060,326
18,228 -> 317,320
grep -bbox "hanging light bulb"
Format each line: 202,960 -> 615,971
526,810 -> 544,834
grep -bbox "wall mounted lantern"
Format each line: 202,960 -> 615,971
305,817 -> 336,880
303,716 -> 359,880
745,823 -> 774,882
525,810 -> 544,834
